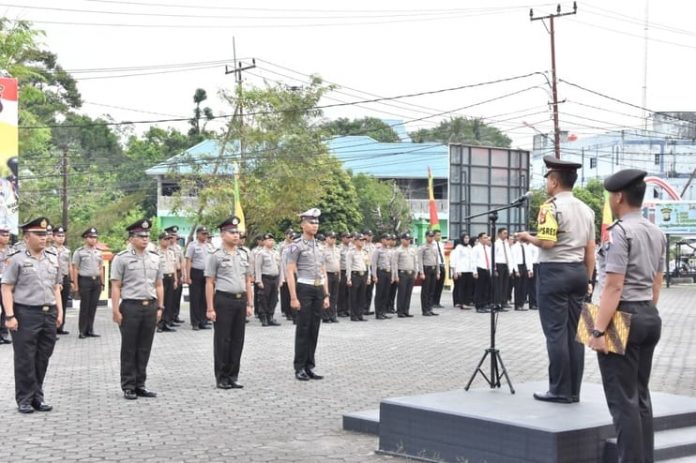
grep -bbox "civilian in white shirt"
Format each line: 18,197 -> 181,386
511,236 -> 533,310
450,233 -> 475,309
472,233 -> 493,313
494,228 -> 514,310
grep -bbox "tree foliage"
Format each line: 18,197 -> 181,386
410,116 -> 511,147
352,173 -> 411,234
321,117 -> 400,143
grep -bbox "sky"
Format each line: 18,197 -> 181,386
3,0 -> 696,151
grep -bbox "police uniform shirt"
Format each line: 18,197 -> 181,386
255,248 -> 280,282
250,247 -> 262,277
72,245 -> 103,277
371,246 -> 392,276
418,243 -> 439,272
322,244 -> 341,273
158,247 -> 177,275
602,212 -> 666,301
2,250 -> 61,305
205,248 -> 250,293
171,243 -> 184,270
111,249 -> 163,300
392,246 -> 419,273
186,240 -> 213,270
286,238 -> 325,281
339,243 -> 351,271
537,191 -> 596,263
0,244 -> 11,278
54,245 -> 71,279
345,247 -> 368,282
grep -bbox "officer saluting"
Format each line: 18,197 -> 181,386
2,217 -> 63,413
517,155 -> 595,404
205,216 -> 253,389
110,219 -> 164,400
285,208 -> 330,381
589,169 -> 666,463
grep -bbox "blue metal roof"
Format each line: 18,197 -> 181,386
146,136 -> 448,179
145,139 -> 239,176
327,136 -> 448,179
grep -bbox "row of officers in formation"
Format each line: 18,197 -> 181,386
0,161 -> 664,463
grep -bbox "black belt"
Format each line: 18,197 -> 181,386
79,275 -> 99,280
399,270 -> 415,275
378,268 -> 391,272
351,271 -> 366,276
326,271 -> 339,275
423,265 -> 436,270
122,299 -> 156,306
262,274 -> 278,279
216,290 -> 246,299
15,303 -> 56,312
163,273 -> 175,278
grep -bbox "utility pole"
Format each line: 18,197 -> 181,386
225,37 -> 255,162
531,2 -> 577,159
61,145 -> 68,229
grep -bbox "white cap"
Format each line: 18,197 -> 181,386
299,208 -> 321,219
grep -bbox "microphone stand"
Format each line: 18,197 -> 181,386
464,198 -> 528,394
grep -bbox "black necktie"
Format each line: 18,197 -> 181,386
521,245 -> 526,266
436,242 -> 443,264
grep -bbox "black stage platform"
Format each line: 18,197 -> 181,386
343,382 -> 696,463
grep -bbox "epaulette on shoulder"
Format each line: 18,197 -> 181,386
543,196 -> 557,204
148,250 -> 160,255
117,250 -> 129,256
606,219 -> 622,231
45,250 -> 57,256
293,237 -> 302,243
7,250 -> 20,257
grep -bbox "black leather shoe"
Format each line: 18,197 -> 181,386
173,318 -> 185,323
157,325 -> 176,333
261,318 -> 269,327
404,313 -> 414,317
229,381 -> 244,389
571,395 -> 580,403
357,318 -> 367,321
397,313 -> 406,318
514,307 -> 529,311
78,334 -> 87,339
192,325 -> 200,331
533,392 -> 572,404
267,319 -> 281,326
87,333 -> 101,337
199,324 -> 211,330
429,311 -> 440,316
135,388 -> 157,398
364,311 -> 375,315
0,336 -> 11,344
18,404 -> 34,414
295,371 -> 311,381
423,312 -> 432,316
305,369 -> 323,380
529,305 -> 538,310
56,330 -> 69,335
376,314 -> 388,320
123,390 -> 138,400
217,381 -> 232,390
32,401 -> 53,412
433,304 -> 444,309
330,318 -> 339,323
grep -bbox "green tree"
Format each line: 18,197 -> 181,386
315,158 -> 362,233
410,116 -> 511,147
321,117 -> 400,143
188,88 -> 214,142
352,173 -> 411,234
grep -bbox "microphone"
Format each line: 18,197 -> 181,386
511,191 -> 533,205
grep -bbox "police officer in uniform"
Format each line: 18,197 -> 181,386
387,234 -> 399,313
156,232 -> 178,333
321,231 -> 341,323
254,232 -> 281,327
52,226 -> 72,335
205,216 -> 253,389
278,228 -> 295,321
185,226 -> 213,330
589,169 -> 665,463
285,208 -> 330,381
72,227 -> 104,338
392,232 -> 419,318
337,232 -> 353,318
419,230 -> 441,316
517,155 -> 595,403
346,233 -> 369,321
164,226 -> 185,324
2,217 -> 63,413
362,230 -> 376,315
371,233 -> 393,320
111,219 -> 164,400
0,223 -> 13,344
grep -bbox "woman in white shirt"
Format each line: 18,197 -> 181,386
450,233 -> 475,308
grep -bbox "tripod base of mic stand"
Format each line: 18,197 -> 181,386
465,348 -> 515,394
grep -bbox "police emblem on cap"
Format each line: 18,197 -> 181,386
231,216 -> 240,226
90,228 -> 96,233
142,221 -> 149,229
40,219 -> 47,228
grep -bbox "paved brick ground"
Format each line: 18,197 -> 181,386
1,286 -> 695,462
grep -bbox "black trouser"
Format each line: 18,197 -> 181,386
374,269 -> 392,316
213,291 -> 247,383
514,264 -> 529,308
537,262 -> 587,399
349,272 -> 367,320
364,279 -> 374,313
189,268 -> 207,327
118,300 -> 157,391
78,275 -> 101,336
474,267 -> 491,309
58,275 -> 71,331
160,275 -> 175,326
337,270 -> 349,316
598,301 -> 661,463
280,282 -> 291,319
0,287 -> 8,337
325,272 -> 340,321
494,264 -> 510,306
529,264 -> 539,308
396,270 -> 415,315
258,275 -> 279,319
432,264 -> 445,306
11,304 -> 57,406
420,266 -> 437,314
293,283 -> 324,373
453,272 -> 474,306
388,280 -> 398,312
173,270 -> 183,320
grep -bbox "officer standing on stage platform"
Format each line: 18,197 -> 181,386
2,217 -> 63,413
0,223 -> 13,344
165,226 -> 185,324
72,227 -> 104,339
53,226 -> 72,335
205,216 -> 253,389
111,219 -> 164,400
392,232 -> 419,318
286,208 -> 330,381
589,169 -> 666,463
517,155 -> 595,404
